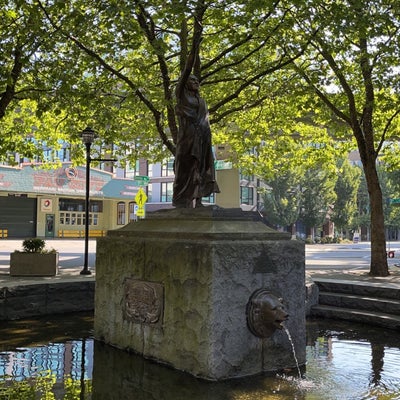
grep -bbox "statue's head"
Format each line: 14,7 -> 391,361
246,289 -> 288,338
187,74 -> 200,92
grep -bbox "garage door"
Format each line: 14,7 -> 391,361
0,196 -> 36,237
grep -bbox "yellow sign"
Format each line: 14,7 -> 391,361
136,207 -> 145,217
135,188 -> 147,207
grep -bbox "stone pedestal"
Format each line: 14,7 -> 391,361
94,207 -> 306,380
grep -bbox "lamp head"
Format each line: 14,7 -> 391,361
81,127 -> 97,145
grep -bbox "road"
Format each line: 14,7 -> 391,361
306,241 -> 400,271
1,239 -> 400,274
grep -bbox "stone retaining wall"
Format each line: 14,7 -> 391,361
0,281 -> 95,320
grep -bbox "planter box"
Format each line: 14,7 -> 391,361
10,252 -> 59,277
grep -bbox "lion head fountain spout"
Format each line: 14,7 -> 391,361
246,289 -> 289,338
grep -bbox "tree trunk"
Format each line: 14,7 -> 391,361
364,163 -> 389,276
291,222 -> 296,240
306,226 -> 314,242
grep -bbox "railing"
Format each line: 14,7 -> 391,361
58,229 -> 106,238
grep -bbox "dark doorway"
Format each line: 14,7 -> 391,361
45,214 -> 55,238
0,196 -> 36,237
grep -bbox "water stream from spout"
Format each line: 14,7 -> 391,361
283,325 -> 302,379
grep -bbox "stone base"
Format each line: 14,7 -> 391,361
94,207 -> 306,380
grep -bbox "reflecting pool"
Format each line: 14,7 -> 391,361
1,313 -> 400,399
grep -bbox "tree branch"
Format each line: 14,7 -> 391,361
38,0 -> 176,155
133,0 -> 177,149
0,46 -> 23,119
377,108 -> 400,154
209,55 -> 300,115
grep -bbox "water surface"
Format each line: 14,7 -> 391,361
1,314 -> 400,399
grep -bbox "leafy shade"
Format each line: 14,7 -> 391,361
0,371 -> 92,399
331,158 -> 361,235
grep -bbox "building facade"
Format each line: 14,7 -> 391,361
0,147 -> 261,238
0,163 -> 140,238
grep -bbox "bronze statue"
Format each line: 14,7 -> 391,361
172,44 -> 220,208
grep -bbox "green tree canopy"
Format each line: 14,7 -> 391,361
1,0 -> 399,276
284,0 -> 400,275
0,1 -> 70,163
331,158 -> 361,236
261,168 -> 303,229
299,166 -> 337,239
32,1 -> 315,162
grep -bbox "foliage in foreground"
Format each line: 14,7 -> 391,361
0,372 -> 92,400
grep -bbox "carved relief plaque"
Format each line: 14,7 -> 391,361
123,279 -> 164,326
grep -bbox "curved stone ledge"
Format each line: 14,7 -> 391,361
0,281 -> 95,320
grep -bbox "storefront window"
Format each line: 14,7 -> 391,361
117,202 -> 126,225
129,202 -> 135,222
161,159 -> 174,177
59,198 -> 103,212
202,193 -> 215,204
59,212 -> 98,226
240,187 -> 254,205
161,182 -> 173,202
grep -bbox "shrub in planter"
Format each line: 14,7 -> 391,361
10,238 -> 59,276
21,238 -> 47,253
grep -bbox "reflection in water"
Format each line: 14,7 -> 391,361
1,314 -> 400,399
92,341 -> 300,400
0,312 -> 94,383
0,339 -> 93,381
370,343 -> 384,386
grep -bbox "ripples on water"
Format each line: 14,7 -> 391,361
0,314 -> 400,399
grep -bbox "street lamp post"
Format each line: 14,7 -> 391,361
80,127 -> 96,275
79,127 -> 117,275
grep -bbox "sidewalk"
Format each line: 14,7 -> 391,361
0,239 -> 96,287
306,241 -> 400,287
307,267 -> 400,288
1,238 -> 400,287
